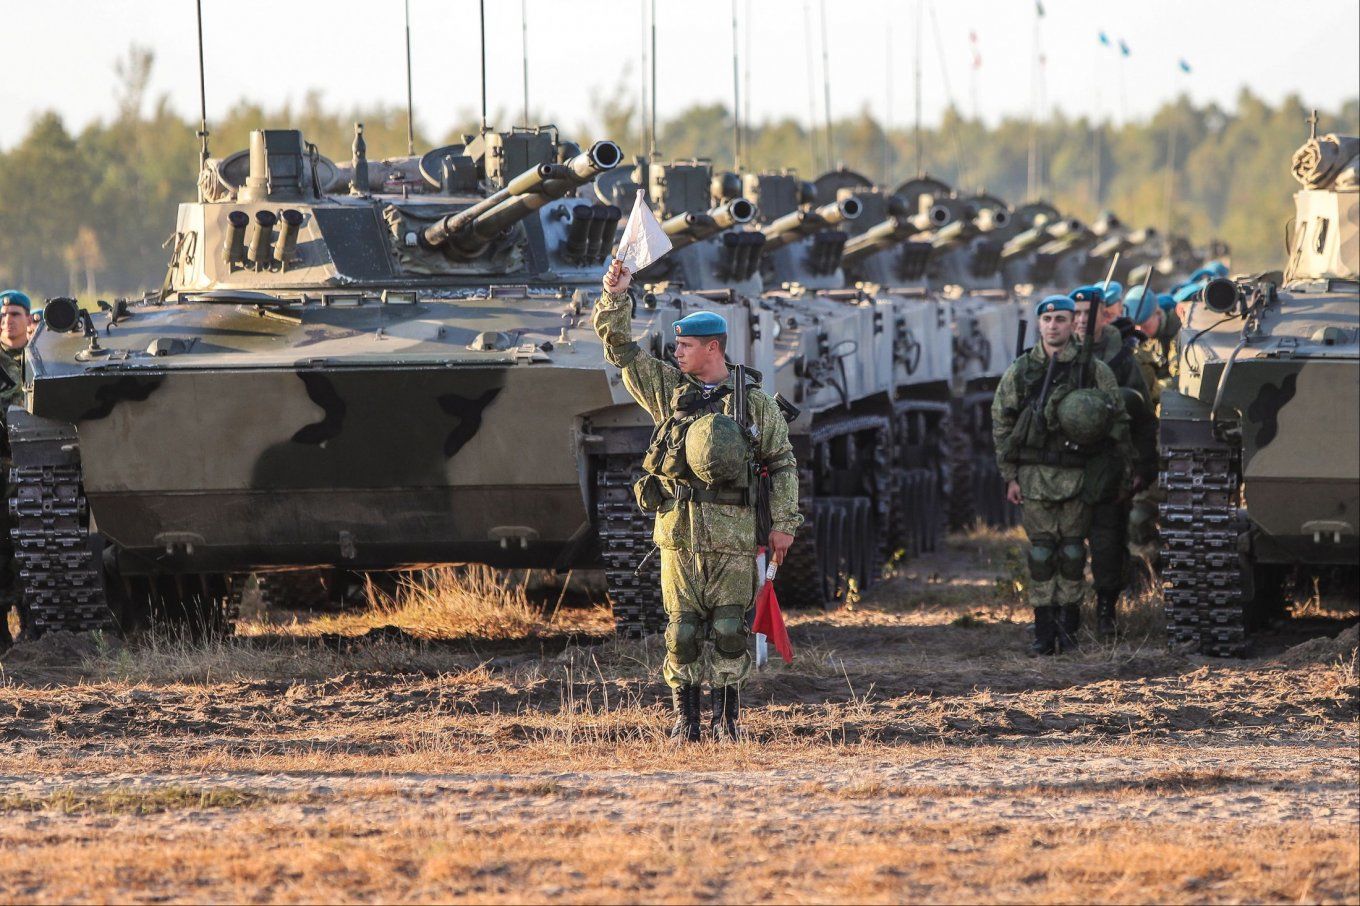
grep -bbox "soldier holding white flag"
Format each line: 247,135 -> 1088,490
593,195 -> 801,742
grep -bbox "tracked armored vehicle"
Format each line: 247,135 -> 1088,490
9,124 -> 729,637
1157,128 -> 1359,656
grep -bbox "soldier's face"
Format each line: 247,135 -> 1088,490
1039,311 -> 1075,348
0,304 -> 34,350
674,336 -> 723,375
1072,300 -> 1092,335
1137,309 -> 1161,337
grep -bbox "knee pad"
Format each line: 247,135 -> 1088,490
711,604 -> 748,659
1027,534 -> 1058,582
1058,537 -> 1087,581
666,612 -> 702,664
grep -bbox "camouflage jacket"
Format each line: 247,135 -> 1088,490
1093,321 -> 1158,483
1135,309 -> 1181,407
0,345 -> 23,413
991,340 -> 1133,503
593,291 -> 802,553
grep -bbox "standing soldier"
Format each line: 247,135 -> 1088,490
1122,284 -> 1181,409
993,295 -> 1132,655
1071,285 -> 1158,637
593,261 -> 802,741
1121,285 -> 1181,565
0,290 -> 38,653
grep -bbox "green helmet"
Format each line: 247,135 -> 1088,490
684,413 -> 750,485
1056,389 -> 1115,445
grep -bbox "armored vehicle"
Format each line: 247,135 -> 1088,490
10,124 -> 736,637
1157,128 -> 1359,656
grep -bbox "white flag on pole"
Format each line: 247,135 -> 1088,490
615,189 -> 673,273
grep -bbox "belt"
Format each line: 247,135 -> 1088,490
1015,449 -> 1088,468
672,484 -> 750,506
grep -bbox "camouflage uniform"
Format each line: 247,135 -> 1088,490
1085,322 -> 1158,623
0,345 -> 23,648
992,340 -> 1131,651
1129,308 -> 1181,557
592,291 -> 801,690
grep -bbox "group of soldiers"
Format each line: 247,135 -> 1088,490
993,267 -> 1220,654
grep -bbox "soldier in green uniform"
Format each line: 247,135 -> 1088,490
1071,285 -> 1158,636
594,261 -> 802,741
993,295 -> 1132,654
1121,286 -> 1182,564
0,290 -> 38,652
1122,285 -> 1182,410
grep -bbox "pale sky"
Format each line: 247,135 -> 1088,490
2,0 -> 1356,150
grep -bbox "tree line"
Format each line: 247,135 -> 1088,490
1,47 -> 1354,298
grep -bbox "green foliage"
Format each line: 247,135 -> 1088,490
0,46 -> 1355,297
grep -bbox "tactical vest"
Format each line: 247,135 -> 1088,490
999,352 -> 1108,468
635,381 -> 756,512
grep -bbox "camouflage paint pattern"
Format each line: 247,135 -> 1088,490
660,548 -> 758,688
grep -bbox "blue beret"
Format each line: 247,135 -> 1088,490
1187,266 -> 1216,283
674,311 -> 728,337
1156,292 -> 1176,311
1103,280 -> 1124,305
0,290 -> 32,312
1069,284 -> 1104,304
1035,294 -> 1076,317
1172,280 -> 1205,304
1208,262 -> 1229,278
1123,286 -> 1159,324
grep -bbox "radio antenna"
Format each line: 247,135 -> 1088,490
819,0 -> 833,169
194,0 -> 210,200
478,0 -> 489,134
521,0 -> 530,125
731,0 -> 742,170
404,0 -> 415,155
650,0 -> 658,157
803,1 -> 819,172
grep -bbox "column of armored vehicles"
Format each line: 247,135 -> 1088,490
15,115 -> 1346,657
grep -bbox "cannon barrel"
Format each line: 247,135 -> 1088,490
929,217 -> 974,250
422,140 -> 622,251
972,206 -> 1011,233
840,203 -> 949,266
760,197 -> 862,252
663,198 -> 757,252
999,214 -> 1058,261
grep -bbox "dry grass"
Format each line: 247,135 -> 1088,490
0,536 -> 1355,904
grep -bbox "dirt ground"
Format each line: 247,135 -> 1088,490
0,531 -> 1356,904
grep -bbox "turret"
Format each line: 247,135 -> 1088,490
422,141 -> 622,255
1286,131 -> 1359,282
759,197 -> 864,252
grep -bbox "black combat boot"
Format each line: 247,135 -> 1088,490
1056,604 -> 1081,653
1030,606 -> 1057,656
0,612 -> 11,655
670,684 -> 702,743
1096,591 -> 1119,638
710,685 -> 741,741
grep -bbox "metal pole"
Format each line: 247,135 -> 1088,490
405,0 -> 415,155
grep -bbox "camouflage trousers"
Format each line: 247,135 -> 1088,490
1089,498 -> 1131,595
660,548 -> 758,689
1020,498 -> 1093,607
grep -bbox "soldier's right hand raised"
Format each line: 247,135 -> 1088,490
603,259 -> 631,295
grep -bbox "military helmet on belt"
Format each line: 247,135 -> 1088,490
684,413 -> 750,485
1056,389 -> 1115,445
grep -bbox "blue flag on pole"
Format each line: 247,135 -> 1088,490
1178,58 -> 1192,74
1098,31 -> 1110,46
1118,38 -> 1130,57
